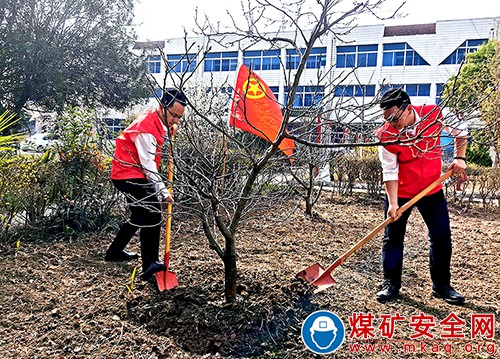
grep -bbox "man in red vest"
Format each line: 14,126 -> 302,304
105,88 -> 188,281
375,88 -> 468,304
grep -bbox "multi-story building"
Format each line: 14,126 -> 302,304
138,17 -> 497,110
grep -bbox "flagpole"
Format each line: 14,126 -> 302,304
221,134 -> 228,194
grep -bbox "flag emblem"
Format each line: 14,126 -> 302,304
242,78 -> 267,100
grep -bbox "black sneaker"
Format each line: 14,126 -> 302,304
104,250 -> 139,262
432,286 -> 465,305
140,261 -> 166,281
376,283 -> 399,303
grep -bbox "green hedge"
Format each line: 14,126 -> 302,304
0,108 -> 121,241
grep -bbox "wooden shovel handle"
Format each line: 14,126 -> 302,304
396,170 -> 453,215
325,170 -> 453,274
165,136 -> 175,253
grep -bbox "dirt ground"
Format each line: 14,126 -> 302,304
0,193 -> 499,358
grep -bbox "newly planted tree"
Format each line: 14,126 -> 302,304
159,0 -> 405,302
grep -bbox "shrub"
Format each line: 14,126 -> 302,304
42,107 -> 119,235
359,156 -> 382,195
467,131 -> 493,167
1,107 -> 122,241
0,153 -> 50,237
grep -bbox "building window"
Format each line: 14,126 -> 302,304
104,118 -> 126,138
382,43 -> 429,66
286,47 -> 326,70
268,86 -> 279,101
204,51 -> 238,72
436,83 -> 445,104
149,88 -> 163,100
243,50 -> 281,70
334,85 -> 376,97
381,84 -> 431,97
167,54 -> 197,72
336,45 -> 378,68
146,55 -> 161,73
284,86 -> 324,107
440,39 -> 487,64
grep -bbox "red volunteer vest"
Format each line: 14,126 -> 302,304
376,105 -> 444,198
111,110 -> 166,180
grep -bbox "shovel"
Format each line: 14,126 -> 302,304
297,170 -> 453,293
155,136 -> 179,291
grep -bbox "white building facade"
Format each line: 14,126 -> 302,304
139,17 -> 498,112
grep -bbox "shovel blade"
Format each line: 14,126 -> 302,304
297,262 -> 326,283
297,262 -> 336,292
311,273 -> 336,293
155,270 -> 178,292
155,251 -> 178,292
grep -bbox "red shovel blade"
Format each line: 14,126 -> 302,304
297,262 -> 326,283
311,273 -> 336,293
297,262 -> 336,293
155,270 -> 178,291
155,252 -> 178,291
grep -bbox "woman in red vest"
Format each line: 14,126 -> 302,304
105,89 -> 188,281
375,88 -> 468,305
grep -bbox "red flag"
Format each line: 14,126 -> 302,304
229,64 -> 295,160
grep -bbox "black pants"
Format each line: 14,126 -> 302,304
382,190 -> 452,290
108,179 -> 162,271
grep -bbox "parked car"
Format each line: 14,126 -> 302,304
20,133 -> 59,152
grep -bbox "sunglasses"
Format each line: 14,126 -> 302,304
385,105 -> 408,123
167,109 -> 183,119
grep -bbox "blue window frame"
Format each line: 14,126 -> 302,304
268,86 -> 279,101
440,39 -> 487,64
286,47 -> 326,69
284,86 -> 324,107
336,44 -> 377,68
167,54 -> 197,72
382,43 -> 429,66
243,49 -> 280,70
405,84 -> 430,96
149,88 -> 163,99
436,83 -> 445,104
334,85 -> 376,97
146,55 -> 161,73
381,84 -> 431,97
286,49 -> 301,70
204,51 -> 238,72
104,118 -> 126,138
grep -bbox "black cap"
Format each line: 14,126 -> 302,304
380,88 -> 411,110
161,88 -> 188,108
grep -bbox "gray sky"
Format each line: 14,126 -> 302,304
133,0 -> 499,40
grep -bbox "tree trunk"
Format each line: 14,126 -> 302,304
222,229 -> 237,303
223,252 -> 237,303
305,197 -> 313,217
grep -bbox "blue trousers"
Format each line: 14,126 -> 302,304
382,190 -> 452,290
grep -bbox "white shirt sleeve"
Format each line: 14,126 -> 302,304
378,145 -> 399,182
443,115 -> 469,137
131,133 -> 170,197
